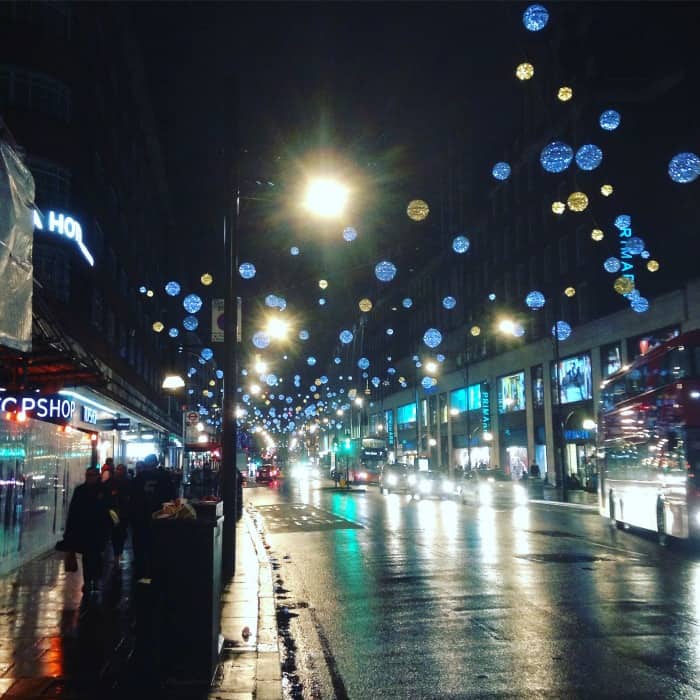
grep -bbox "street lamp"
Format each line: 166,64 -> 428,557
162,374 -> 185,390
303,178 -> 349,219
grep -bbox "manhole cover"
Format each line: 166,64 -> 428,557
525,530 -> 582,538
515,553 -> 611,563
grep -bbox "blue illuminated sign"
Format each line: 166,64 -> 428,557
618,226 -> 635,287
0,394 -> 75,422
480,383 -> 491,432
33,209 -> 94,266
384,409 -> 395,448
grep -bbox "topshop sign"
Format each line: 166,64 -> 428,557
1,394 -> 76,421
33,209 -> 94,267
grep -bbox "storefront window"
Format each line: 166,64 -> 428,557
601,342 -> 622,378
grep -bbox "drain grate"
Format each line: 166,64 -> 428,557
515,552 -> 611,563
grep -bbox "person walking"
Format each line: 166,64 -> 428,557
64,466 -> 112,594
108,464 -> 131,563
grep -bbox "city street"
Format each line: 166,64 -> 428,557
246,478 -> 700,699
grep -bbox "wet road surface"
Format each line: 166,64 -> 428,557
245,476 -> 700,699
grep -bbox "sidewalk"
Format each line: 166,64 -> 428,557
0,510 -> 281,699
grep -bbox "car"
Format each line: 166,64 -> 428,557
410,470 -> 460,500
290,462 -> 321,479
379,464 -> 413,494
256,464 -> 280,483
459,469 -> 528,507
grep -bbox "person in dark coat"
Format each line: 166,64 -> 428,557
64,467 -> 111,593
107,464 -> 132,562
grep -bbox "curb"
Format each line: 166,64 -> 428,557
529,499 -> 598,512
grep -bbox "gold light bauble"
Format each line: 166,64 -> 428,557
146,289 -> 154,298
647,260 -> 660,272
613,276 -> 635,295
201,273 -> 213,286
551,201 -> 566,215
557,86 -> 573,101
516,62 -> 534,80
202,389 -> 208,396
470,325 -> 481,337
407,199 -> 429,221
564,286 -> 576,297
209,379 -> 216,386
152,321 -> 164,333
398,377 -> 406,385
567,192 -> 589,212
358,298 -> 373,312
591,229 -> 604,242
314,378 -> 322,386
313,393 -> 320,400
319,279 -> 328,290
600,184 -> 614,197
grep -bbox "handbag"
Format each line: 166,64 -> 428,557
64,550 -> 78,573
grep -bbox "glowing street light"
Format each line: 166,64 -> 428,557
254,359 -> 268,375
497,318 -> 517,336
266,316 -> 290,340
425,361 -> 438,374
162,374 -> 185,390
303,178 -> 349,219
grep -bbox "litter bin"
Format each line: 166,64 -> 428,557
151,513 -> 223,688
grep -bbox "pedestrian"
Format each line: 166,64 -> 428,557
530,462 -> 541,478
63,466 -> 112,594
108,464 -> 131,563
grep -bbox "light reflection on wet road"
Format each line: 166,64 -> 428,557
247,477 -> 700,699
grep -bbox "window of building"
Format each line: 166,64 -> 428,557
91,290 -> 104,331
33,243 -> 70,303
26,157 -> 71,209
0,66 -> 71,122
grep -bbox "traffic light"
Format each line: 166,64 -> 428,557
343,437 -> 351,453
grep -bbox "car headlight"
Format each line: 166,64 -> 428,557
442,480 -> 454,493
514,485 -> 528,505
479,483 -> 493,504
407,474 -> 417,486
311,468 -> 320,478
387,474 -> 398,486
419,480 -> 432,493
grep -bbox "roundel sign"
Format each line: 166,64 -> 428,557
187,411 -> 199,425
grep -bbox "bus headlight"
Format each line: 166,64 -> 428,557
359,471 -> 367,480
387,474 -> 398,486
407,474 -> 417,486
479,483 -> 493,505
419,480 -> 432,494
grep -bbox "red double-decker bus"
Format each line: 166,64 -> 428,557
598,330 -> 700,543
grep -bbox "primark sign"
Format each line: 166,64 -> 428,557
33,209 -> 94,267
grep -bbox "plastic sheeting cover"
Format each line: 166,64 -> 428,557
0,139 -> 34,352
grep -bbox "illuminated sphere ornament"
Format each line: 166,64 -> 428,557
252,331 -> 271,349
165,281 -> 181,296
290,246 -> 300,256
152,321 -> 164,333
599,110 -> 621,131
200,273 -> 213,286
339,330 -> 353,344
333,357 -> 341,365
442,296 -> 456,310
402,297 -> 413,309
627,237 -> 645,255
200,348 -> 214,361
146,290 -> 154,298
168,327 -> 179,338
183,316 -> 198,331
601,184 -> 614,197
604,257 -> 621,273
557,86 -> 573,102
591,229 -> 604,242
551,201 -> 566,215
540,141 -> 573,173
386,328 -> 394,336
299,330 -> 310,340
551,321 -> 571,341
613,277 -> 635,295
516,62 -> 534,81
266,374 -> 278,387
183,294 -> 203,314
358,357 -> 370,370
614,214 -> 631,230
342,227 -> 357,242
407,199 -> 430,221
319,279 -> 328,290
641,250 -> 650,259
358,298 -> 373,313
492,162 -> 511,180
567,192 -> 589,212
525,290 -> 546,309
647,260 -> 660,272
319,298 -> 326,306
452,236 -> 470,254
307,356 -> 317,367
668,152 -> 700,184
139,286 -> 147,294
575,144 -> 602,171
523,4 -> 549,30
421,376 -> 435,390
374,261 -> 397,282
564,286 -> 576,298
239,262 -> 256,279
631,297 -> 649,313
423,328 -> 443,349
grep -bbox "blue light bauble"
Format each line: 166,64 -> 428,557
290,246 -> 300,256
388,367 -> 396,375
339,330 -> 353,344
358,357 -> 370,370
343,227 -> 357,242
371,377 -> 381,388
631,297 -> 649,313
540,141 -> 574,173
200,347 -> 214,361
614,214 -> 631,230
265,294 -> 279,308
575,144 -> 603,171
375,260 -> 397,282
604,257 -> 621,273
492,162 -> 511,180
421,376 -> 435,390
626,237 -> 645,255
488,293 -> 497,301
402,297 -> 413,309
139,286 -> 147,294
183,294 -> 203,314
442,296 -> 457,310
299,330 -> 310,340
452,236 -> 470,254
165,281 -> 181,296
523,3 -> 549,31
266,374 -> 278,386
334,357 -> 341,365
599,109 -> 621,131
277,297 -> 287,311
551,321 -> 571,341
239,262 -> 256,279
319,298 -> 326,306
320,376 -> 328,384
668,152 -> 700,184
641,250 -> 650,259
216,370 -> 224,379
183,316 -> 198,331
423,328 -> 443,348
525,290 -> 546,309
252,331 -> 271,349
307,356 -> 317,366
168,327 -> 179,338
513,323 -> 526,338
386,328 -> 394,336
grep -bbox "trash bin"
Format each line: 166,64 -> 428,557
151,514 -> 223,688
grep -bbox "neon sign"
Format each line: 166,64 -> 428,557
618,226 -> 635,286
33,209 -> 94,266
1,394 -> 75,421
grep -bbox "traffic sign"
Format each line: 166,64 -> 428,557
187,411 -> 199,425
